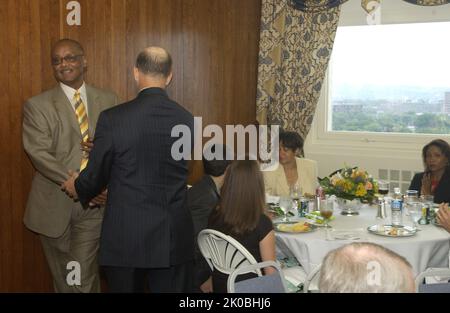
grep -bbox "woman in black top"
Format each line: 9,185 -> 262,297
207,160 -> 275,293
409,139 -> 450,204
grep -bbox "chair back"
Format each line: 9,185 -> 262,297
415,267 -> 450,293
303,264 -> 321,293
227,261 -> 288,293
197,229 -> 262,276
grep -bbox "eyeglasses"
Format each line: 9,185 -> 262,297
51,54 -> 84,66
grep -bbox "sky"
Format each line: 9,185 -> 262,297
330,21 -> 450,89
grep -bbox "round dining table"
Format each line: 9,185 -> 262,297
275,205 -> 450,276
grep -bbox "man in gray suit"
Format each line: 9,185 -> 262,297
22,39 -> 119,292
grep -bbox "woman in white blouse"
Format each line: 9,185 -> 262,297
264,131 -> 318,197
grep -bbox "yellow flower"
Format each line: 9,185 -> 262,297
355,183 -> 367,197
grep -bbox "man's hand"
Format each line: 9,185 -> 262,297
61,170 -> 79,200
80,138 -> 93,156
89,189 -> 108,207
437,203 -> 450,233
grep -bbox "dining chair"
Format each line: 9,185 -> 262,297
303,264 -> 321,293
227,261 -> 288,293
197,229 -> 262,278
415,267 -> 450,293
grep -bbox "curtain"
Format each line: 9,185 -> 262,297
291,0 -> 349,12
256,0 -> 341,143
402,0 -> 448,5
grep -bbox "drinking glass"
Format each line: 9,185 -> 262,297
408,202 -> 422,230
405,190 -> 419,204
320,199 -> 334,228
279,196 -> 293,222
378,180 -> 390,197
289,183 -> 301,212
420,194 -> 434,205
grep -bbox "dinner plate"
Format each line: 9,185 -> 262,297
367,224 -> 417,237
274,221 -> 317,233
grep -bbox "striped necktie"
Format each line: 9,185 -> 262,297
74,91 -> 89,170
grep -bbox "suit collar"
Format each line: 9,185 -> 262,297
138,87 -> 168,98
85,85 -> 101,137
52,84 -> 100,138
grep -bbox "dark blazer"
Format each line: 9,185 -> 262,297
187,175 -> 220,237
187,175 -> 220,288
409,167 -> 450,204
75,87 -> 194,268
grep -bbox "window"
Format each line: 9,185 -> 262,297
329,22 -> 450,135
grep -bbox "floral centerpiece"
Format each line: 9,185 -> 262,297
318,166 -> 378,204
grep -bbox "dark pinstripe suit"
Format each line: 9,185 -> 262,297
74,87 -> 195,292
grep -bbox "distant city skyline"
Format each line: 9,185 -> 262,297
330,21 -> 450,90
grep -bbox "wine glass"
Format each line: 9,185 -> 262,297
320,198 -> 334,228
289,183 -> 301,213
279,196 -> 293,222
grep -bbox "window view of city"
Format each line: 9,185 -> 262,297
330,22 -> 450,135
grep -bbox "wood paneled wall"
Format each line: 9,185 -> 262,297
0,0 -> 261,292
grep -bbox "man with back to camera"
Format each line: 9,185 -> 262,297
22,39 -> 119,292
62,47 -> 195,292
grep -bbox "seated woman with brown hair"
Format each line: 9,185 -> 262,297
409,139 -> 450,204
207,159 -> 276,293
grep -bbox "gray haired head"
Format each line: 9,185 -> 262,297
319,242 -> 415,293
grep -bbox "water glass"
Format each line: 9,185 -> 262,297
405,190 -> 419,204
408,202 -> 423,230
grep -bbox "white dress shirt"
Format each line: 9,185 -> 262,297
60,82 -> 89,116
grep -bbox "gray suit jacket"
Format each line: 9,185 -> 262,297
22,84 -> 119,238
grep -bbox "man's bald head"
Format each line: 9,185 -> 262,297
51,39 -> 84,56
319,242 -> 415,293
135,47 -> 172,78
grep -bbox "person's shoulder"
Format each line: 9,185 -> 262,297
26,86 -> 60,105
262,162 -> 282,175
188,176 -> 216,198
412,171 -> 424,180
171,100 -> 193,119
86,84 -> 118,100
297,157 -> 317,166
259,213 -> 273,227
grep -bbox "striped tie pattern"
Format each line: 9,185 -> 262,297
74,91 -> 89,170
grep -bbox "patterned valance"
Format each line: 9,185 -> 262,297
290,0 -> 348,11
402,0 -> 448,5
291,0 -> 448,12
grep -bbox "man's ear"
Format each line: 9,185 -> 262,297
165,71 -> 173,86
133,67 -> 140,83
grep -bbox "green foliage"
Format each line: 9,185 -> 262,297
332,111 -> 450,135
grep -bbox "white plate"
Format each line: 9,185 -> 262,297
274,221 -> 317,234
367,224 -> 417,237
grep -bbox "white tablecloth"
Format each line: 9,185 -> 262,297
275,206 -> 450,275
